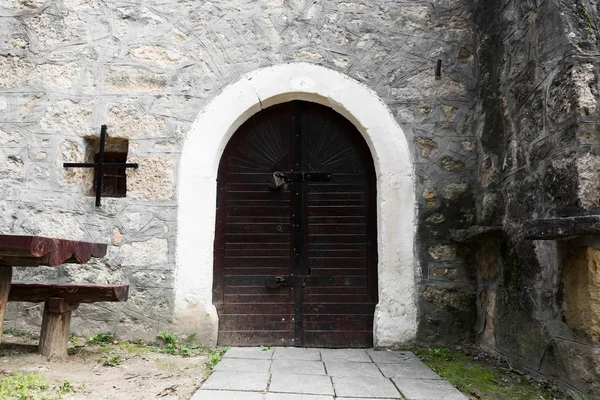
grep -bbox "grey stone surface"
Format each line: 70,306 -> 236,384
266,395 -> 333,400
214,358 -> 272,373
271,359 -> 326,375
378,360 -> 442,380
201,371 -> 270,391
223,347 -> 274,360
320,349 -> 371,363
367,350 -> 417,364
270,373 -> 334,396
197,347 -> 465,399
272,347 -> 321,361
332,376 -> 400,398
192,391 -> 264,400
393,378 -> 466,400
324,360 -> 384,378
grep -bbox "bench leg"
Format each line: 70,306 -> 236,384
0,267 -> 12,345
39,298 -> 79,358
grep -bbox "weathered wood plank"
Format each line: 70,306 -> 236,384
0,268 -> 12,345
9,283 -> 128,303
0,235 -> 107,267
39,304 -> 71,359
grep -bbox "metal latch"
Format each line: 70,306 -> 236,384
265,276 -> 286,290
270,171 -> 332,189
265,275 -> 334,289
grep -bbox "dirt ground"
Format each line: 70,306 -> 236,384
0,333 -> 211,400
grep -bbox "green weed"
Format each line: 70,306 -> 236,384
156,332 -> 201,357
412,347 -> 558,400
102,355 -> 122,367
0,372 -> 64,400
204,347 -> 229,370
88,333 -> 116,347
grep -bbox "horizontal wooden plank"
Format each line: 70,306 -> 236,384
227,200 -> 290,208
308,224 -> 366,235
226,223 -> 291,234
227,207 -> 290,217
225,234 -> 290,244
227,173 -> 274,184
304,294 -> 371,303
227,191 -> 291,201
9,282 -> 128,303
308,192 -> 366,201
218,331 -> 294,347
226,183 -> 281,192
308,258 -> 367,268
306,287 -> 368,295
308,200 -> 366,207
224,257 -> 291,268
303,303 -> 376,314
303,330 -> 372,348
308,184 -> 366,193
304,314 -> 373,330
224,294 -> 292,303
308,267 -> 368,276
307,243 -> 366,250
308,249 -> 366,257
219,315 -> 294,331
226,248 -> 290,257
307,206 -> 366,217
224,267 -> 291,276
219,303 -> 294,314
307,234 -> 367,244
0,236 -> 107,267
308,216 -> 366,224
224,286 -> 292,295
226,243 -> 292,251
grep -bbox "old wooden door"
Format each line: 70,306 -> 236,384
213,101 -> 377,347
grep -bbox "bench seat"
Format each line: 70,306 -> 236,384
7,282 -> 129,358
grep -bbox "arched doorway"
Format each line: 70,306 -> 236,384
213,101 -> 378,347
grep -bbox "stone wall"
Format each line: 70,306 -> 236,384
0,0 -> 478,343
472,0 -> 600,395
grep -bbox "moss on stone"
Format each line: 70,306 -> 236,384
410,347 -> 558,400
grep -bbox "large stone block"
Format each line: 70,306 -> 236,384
0,55 -> 32,88
562,246 -> 600,341
126,156 -> 174,200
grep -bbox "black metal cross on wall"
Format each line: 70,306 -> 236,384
63,125 -> 138,207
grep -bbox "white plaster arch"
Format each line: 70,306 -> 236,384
175,62 -> 416,347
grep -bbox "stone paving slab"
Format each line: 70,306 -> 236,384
266,394 -> 334,400
332,376 -> 401,398
378,359 -> 442,380
324,360 -> 384,378
192,390 -> 264,400
271,359 -> 326,375
223,347 -> 274,359
270,373 -> 335,396
393,378 -> 467,400
273,347 -> 322,361
367,349 -> 417,364
194,347 -> 465,400
201,371 -> 270,391
214,357 -> 272,373
320,348 -> 372,362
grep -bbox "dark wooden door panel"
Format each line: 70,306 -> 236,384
214,101 -> 377,347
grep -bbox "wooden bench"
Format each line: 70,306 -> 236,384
8,282 -> 129,358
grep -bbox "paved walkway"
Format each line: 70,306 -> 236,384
192,347 -> 466,400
